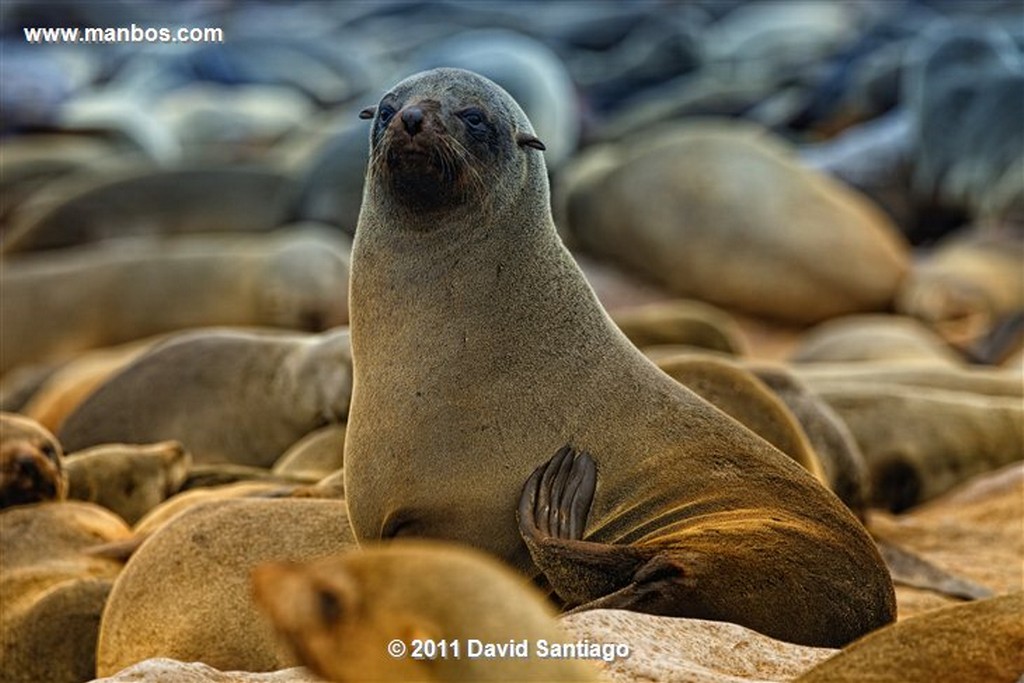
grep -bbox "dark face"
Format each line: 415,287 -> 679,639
0,428 -> 66,508
366,99 -> 507,213
361,69 -> 536,216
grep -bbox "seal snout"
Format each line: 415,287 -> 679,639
400,106 -> 425,137
0,444 -> 63,506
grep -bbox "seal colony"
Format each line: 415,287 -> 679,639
345,68 -> 896,648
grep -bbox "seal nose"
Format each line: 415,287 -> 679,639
13,450 -> 40,471
401,106 -> 424,136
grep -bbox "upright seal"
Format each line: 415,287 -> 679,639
345,68 -> 895,648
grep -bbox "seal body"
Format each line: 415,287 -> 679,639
345,68 -> 894,648
96,497 -> 353,676
1,501 -> 130,683
794,592 -> 1024,683
0,227 -> 350,373
58,328 -> 351,467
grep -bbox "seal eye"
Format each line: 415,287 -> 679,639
40,443 -> 59,464
378,105 -> 396,126
458,108 -> 487,129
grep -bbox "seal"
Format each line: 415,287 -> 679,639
0,412 -> 66,508
813,381 -> 1024,512
21,336 -> 159,432
345,68 -> 895,648
271,424 -> 346,481
64,440 -> 192,525
58,327 -> 351,467
555,118 -> 909,324
795,360 -> 1023,399
1,501 -> 131,683
744,362 -> 870,519
789,314 -> 963,366
895,231 -> 1024,349
252,541 -> 602,682
95,497 -> 353,676
0,227 -> 351,374
1,165 -> 296,255
132,481 -> 285,536
794,592 -> 1024,683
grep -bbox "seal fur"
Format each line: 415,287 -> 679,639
345,68 -> 895,648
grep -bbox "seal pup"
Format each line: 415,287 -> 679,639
252,541 -> 603,682
64,440 -> 192,525
0,412 -> 66,508
346,68 -> 895,648
58,327 -> 351,467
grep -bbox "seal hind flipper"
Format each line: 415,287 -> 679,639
563,554 -> 693,616
875,538 -> 993,601
519,445 -> 647,606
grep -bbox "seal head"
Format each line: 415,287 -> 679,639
359,67 -> 545,224
1,412 -> 67,508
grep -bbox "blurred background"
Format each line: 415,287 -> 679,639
2,0 -> 1022,367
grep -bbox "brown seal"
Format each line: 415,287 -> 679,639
794,592 -> 1024,683
271,424 -> 346,481
1,501 -> 131,683
65,440 -> 191,525
252,541 -> 603,682
95,497 -> 353,676
20,337 -> 159,432
1,165 -> 296,255
610,299 -> 749,355
813,381 -> 1024,513
345,67 -> 895,648
555,119 -> 909,324
895,231 -> 1024,349
790,314 -> 964,366
0,412 -> 67,508
0,227 -> 350,374
58,327 -> 351,467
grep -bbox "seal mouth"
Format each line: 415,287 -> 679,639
374,127 -> 470,212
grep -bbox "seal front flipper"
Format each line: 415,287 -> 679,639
518,445 -> 648,606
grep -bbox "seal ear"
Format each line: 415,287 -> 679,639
359,106 -> 377,120
516,132 -> 546,151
